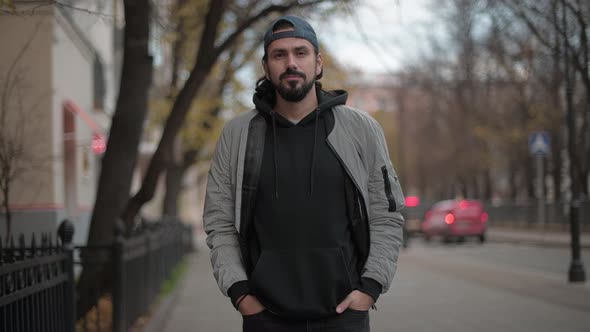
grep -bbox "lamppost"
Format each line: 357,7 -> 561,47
562,1 -> 585,283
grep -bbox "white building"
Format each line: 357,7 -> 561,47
0,1 -> 122,244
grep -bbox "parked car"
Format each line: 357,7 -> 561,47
403,196 -> 426,231
401,196 -> 429,248
421,199 -> 488,243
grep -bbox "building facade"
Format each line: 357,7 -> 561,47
0,1 -> 121,244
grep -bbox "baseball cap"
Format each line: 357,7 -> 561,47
263,15 -> 319,54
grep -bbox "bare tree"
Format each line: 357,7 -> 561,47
76,0 -> 153,316
394,0 -> 571,203
161,41 -> 252,217
493,0 -> 590,195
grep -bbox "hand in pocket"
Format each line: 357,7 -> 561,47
239,295 -> 266,316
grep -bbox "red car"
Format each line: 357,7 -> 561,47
421,199 -> 488,243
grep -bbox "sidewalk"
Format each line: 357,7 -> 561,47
150,238 -> 242,332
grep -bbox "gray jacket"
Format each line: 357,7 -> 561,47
203,104 -> 405,298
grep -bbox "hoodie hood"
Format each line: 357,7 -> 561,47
253,81 -> 348,124
252,81 -> 348,198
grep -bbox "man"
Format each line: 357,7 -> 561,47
203,15 -> 405,331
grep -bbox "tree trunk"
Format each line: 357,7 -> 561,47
162,162 -> 183,217
509,157 -> 518,202
551,141 -> 562,202
550,128 -> 563,202
470,176 -> 479,199
2,183 -> 11,242
526,155 -> 535,201
121,0 -> 226,226
581,168 -> 589,197
483,169 -> 493,201
458,176 -> 468,198
77,0 -> 152,316
162,149 -> 199,217
168,0 -> 189,98
550,25 -> 563,203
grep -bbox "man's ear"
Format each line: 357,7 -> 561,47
316,53 -> 323,77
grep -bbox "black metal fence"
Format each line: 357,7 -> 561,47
0,222 -> 76,332
485,200 -> 590,230
1,218 -> 194,332
112,220 -> 192,331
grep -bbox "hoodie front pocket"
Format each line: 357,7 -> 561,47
250,247 -> 353,319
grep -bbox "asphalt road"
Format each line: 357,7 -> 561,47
161,239 -> 590,332
406,238 -> 590,278
375,241 -> 590,332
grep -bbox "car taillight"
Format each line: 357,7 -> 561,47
405,196 -> 420,207
481,212 -> 489,223
444,213 -> 455,225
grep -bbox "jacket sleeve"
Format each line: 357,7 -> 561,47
203,124 -> 249,300
361,116 -> 405,295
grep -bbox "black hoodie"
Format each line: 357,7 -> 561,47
247,83 -> 363,319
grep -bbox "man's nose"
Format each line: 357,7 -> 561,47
286,53 -> 298,69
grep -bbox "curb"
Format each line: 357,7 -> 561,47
488,235 -> 590,249
405,231 -> 590,249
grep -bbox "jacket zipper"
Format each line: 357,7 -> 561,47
326,140 -> 369,268
326,141 -> 366,211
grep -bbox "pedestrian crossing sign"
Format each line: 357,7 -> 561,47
529,132 -> 550,156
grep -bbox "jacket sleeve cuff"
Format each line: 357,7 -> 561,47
228,280 -> 250,309
358,277 -> 382,303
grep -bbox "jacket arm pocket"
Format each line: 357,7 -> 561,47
381,166 -> 397,212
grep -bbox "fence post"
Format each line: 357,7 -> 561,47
58,219 -> 76,332
112,220 -> 126,332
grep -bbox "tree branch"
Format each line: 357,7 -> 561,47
562,0 -> 589,98
213,0 -> 341,60
19,0 -> 116,19
498,0 -> 555,50
500,0 -> 588,90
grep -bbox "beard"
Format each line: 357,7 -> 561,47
272,69 -> 315,102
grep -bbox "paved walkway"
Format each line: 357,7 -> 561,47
156,238 -> 241,332
148,228 -> 590,332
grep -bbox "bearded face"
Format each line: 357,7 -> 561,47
263,35 -> 322,103
271,67 -> 316,102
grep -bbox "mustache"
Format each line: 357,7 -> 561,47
279,69 -> 306,80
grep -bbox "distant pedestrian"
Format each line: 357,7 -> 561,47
203,14 -> 405,332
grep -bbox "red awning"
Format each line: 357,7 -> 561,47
63,99 -> 106,154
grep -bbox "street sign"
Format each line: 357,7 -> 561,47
529,132 -> 550,155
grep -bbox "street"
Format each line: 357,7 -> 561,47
375,240 -> 590,331
160,237 -> 590,332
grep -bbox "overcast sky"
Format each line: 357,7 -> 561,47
311,0 -> 438,74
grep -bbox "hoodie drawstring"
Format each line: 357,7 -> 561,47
309,108 -> 320,197
270,111 -> 279,199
